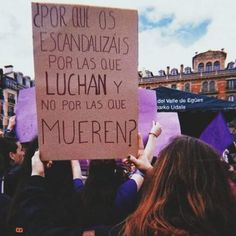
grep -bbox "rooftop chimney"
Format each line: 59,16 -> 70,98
180,64 -> 184,74
167,66 -> 170,75
4,65 -> 13,74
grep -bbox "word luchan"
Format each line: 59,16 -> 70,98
45,71 -> 107,95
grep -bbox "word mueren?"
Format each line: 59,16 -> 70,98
41,119 -> 137,146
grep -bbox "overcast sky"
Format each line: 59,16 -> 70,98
0,0 -> 235,78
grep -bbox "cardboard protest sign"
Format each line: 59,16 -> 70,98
32,3 -> 138,160
16,87 -> 38,143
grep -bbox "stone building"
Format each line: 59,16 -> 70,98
0,65 -> 34,131
139,49 -> 236,102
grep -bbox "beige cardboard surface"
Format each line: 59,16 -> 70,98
32,2 -> 138,160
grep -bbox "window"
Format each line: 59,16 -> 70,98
184,67 -> 192,74
159,70 -> 165,76
184,83 -> 190,92
30,80 -> 35,87
198,63 -> 204,72
228,95 -> 235,102
227,62 -> 235,69
16,73 -> 23,84
8,106 -> 15,116
25,78 -> 31,87
170,68 -> 178,75
209,81 -> 215,92
202,81 -> 208,93
213,61 -> 220,71
227,79 -> 236,90
5,79 -> 17,90
0,102 -> 3,115
8,93 -> 14,99
22,77 -> 26,86
8,94 -> 15,104
147,71 -> 154,77
4,80 -> 10,87
206,62 -> 212,72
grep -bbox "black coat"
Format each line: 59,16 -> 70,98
0,193 -> 11,235
8,176 -> 111,236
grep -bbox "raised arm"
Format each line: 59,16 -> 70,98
31,150 -> 45,177
130,121 -> 162,174
144,121 -> 162,162
129,122 -> 162,190
70,160 -> 84,192
70,160 -> 82,180
4,115 -> 16,138
115,127 -> 162,215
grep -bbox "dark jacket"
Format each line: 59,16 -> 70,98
0,193 -> 11,235
4,165 -> 23,197
8,176 -> 111,236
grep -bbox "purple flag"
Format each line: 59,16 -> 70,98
16,87 -> 38,142
200,112 -> 234,154
138,88 -> 157,145
155,112 -> 181,155
138,89 -> 181,155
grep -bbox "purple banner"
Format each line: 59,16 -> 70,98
138,88 -> 181,155
138,88 -> 157,145
155,112 -> 181,155
16,87 -> 38,142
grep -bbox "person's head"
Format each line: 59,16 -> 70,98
89,159 -> 117,176
87,159 -> 127,185
123,135 -> 236,236
7,137 -> 39,225
0,137 -> 25,174
78,159 -> 127,226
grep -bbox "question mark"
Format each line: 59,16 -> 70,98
128,119 -> 137,147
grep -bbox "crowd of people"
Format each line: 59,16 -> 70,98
0,116 -> 236,236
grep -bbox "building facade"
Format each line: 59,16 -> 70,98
139,49 -> 236,102
0,65 -> 34,131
